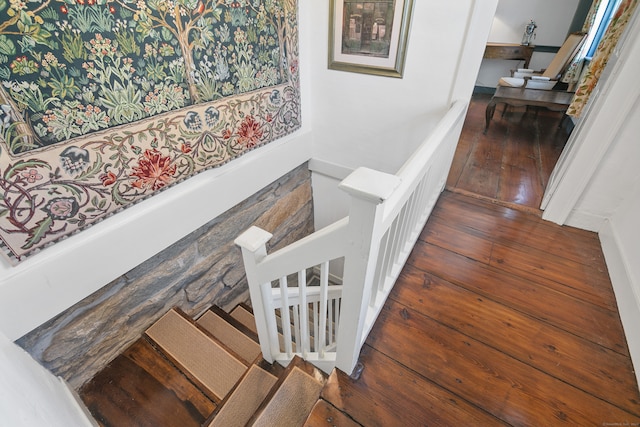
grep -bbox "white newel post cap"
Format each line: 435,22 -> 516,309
338,167 -> 402,204
234,226 -> 273,252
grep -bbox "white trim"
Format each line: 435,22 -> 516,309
542,7 -> 640,223
599,220 -> 640,387
308,158 -> 355,181
564,210 -> 606,233
449,0 -> 500,104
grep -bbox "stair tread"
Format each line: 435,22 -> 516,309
251,365 -> 324,427
207,364 -> 277,427
230,305 -> 258,334
229,304 -> 296,353
145,309 -> 247,401
197,310 -> 261,364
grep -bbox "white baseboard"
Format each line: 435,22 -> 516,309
565,209 -> 606,233
599,220 -> 640,388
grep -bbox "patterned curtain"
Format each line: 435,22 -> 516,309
567,0 -> 639,117
562,0 -> 603,88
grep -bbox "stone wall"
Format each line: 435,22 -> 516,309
16,163 -> 314,389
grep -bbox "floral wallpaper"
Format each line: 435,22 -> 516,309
0,0 -> 301,263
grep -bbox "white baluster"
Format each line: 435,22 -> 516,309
298,269 -> 309,357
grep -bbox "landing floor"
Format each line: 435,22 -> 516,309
320,190 -> 640,426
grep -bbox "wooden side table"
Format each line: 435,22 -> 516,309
484,43 -> 535,68
484,86 -> 574,132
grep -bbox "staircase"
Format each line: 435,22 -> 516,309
79,304 -> 337,427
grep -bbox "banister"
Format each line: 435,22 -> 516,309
235,99 -> 469,376
338,167 -> 402,204
246,217 -> 349,281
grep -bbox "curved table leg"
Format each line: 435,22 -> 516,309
484,99 -> 498,133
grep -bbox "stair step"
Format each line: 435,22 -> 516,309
145,309 -> 247,401
250,357 -> 325,427
79,339 -> 216,427
229,304 -> 298,353
197,309 -> 261,364
230,304 -> 258,335
207,364 -> 277,427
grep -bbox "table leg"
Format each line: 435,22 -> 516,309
485,100 -> 498,133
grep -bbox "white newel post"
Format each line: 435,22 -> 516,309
335,167 -> 401,375
234,226 -> 277,363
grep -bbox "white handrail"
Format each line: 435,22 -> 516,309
235,100 -> 468,375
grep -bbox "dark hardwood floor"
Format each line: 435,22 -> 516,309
321,190 -> 640,426
447,92 -> 570,210
319,95 -> 640,426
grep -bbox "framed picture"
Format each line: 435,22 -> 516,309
329,0 -> 415,78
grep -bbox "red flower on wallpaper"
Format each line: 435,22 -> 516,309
100,171 -> 117,186
180,143 -> 192,154
130,149 -> 177,191
237,115 -> 263,148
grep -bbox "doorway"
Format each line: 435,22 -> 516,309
446,93 -> 570,212
447,0 -> 591,214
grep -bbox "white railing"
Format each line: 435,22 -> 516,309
235,100 -> 468,375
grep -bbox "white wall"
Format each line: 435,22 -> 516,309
601,184 -> 640,387
567,100 -> 640,230
0,331 -> 96,426
476,0 -> 580,87
0,1 -> 315,342
309,0 -> 499,230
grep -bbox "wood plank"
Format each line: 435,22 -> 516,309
455,131 -> 505,199
445,186 -> 600,245
447,102 -> 483,188
421,206 -> 616,310
123,339 -> 216,420
390,265 -> 640,415
490,241 -> 616,309
446,129 -> 474,188
304,399 -> 362,427
536,114 -> 566,188
367,300 -> 640,425
497,120 -> 544,207
418,214 -> 494,264
407,242 -> 628,353
80,354 -> 208,427
321,346 -> 508,427
432,190 -> 605,265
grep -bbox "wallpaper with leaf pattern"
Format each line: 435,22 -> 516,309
0,0 -> 300,263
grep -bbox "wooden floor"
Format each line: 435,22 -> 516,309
319,94 -> 640,426
447,93 -> 570,210
321,190 -> 640,426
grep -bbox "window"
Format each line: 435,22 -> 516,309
583,0 -> 624,59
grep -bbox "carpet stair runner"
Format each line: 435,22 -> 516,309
79,303 -> 346,426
